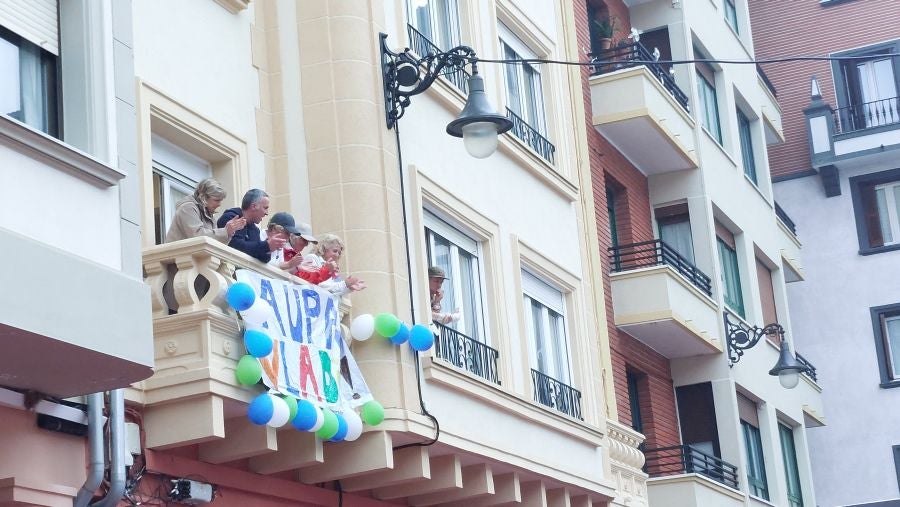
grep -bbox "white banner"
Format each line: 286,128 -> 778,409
236,269 -> 372,410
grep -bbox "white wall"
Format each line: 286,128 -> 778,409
776,171 -> 900,506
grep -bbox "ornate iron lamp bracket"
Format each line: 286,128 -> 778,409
724,313 -> 784,367
380,32 -> 477,129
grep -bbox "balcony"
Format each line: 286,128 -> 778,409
531,369 -> 583,420
589,42 -> 698,175
645,446 -> 744,506
433,321 -> 501,385
137,237 -> 621,504
506,108 -> 556,164
775,202 -> 803,282
608,241 -> 721,358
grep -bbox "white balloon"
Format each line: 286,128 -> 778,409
343,410 -> 363,441
267,394 -> 291,428
308,405 -> 325,432
241,299 -> 274,327
350,314 -> 375,341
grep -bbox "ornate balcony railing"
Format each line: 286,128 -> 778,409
833,96 -> 900,134
590,42 -> 690,113
505,108 -> 556,164
531,369 -> 583,420
406,24 -> 469,95
433,321 -> 501,385
609,240 -> 713,297
775,201 -> 797,235
644,445 -> 740,490
796,352 -> 818,383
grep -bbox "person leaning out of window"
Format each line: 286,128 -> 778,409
165,178 -> 246,244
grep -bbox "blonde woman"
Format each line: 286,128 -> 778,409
165,178 -> 245,243
300,233 -> 366,295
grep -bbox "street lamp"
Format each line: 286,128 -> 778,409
724,314 -> 810,389
380,33 -> 513,159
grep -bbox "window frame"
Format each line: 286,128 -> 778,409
424,210 -> 489,344
870,302 -> 900,388
498,24 -> 547,136
737,109 -> 757,184
778,423 -> 804,507
695,59 -> 722,143
831,41 -> 900,112
741,419 -> 769,500
849,167 -> 900,255
405,0 -> 461,51
717,237 -> 745,318
521,268 -> 572,385
0,24 -> 60,138
724,0 -> 739,34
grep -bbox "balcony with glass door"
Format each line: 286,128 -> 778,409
607,240 -> 722,358
589,41 -> 698,175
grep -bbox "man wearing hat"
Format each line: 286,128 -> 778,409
429,266 -> 459,325
267,212 -> 336,283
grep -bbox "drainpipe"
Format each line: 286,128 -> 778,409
91,389 -> 126,507
74,392 -> 104,507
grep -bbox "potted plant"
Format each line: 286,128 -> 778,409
591,15 -> 619,52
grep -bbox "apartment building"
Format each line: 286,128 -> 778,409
578,0 -> 824,505
1,0 -> 649,505
748,1 -> 900,506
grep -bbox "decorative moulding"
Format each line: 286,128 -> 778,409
213,0 -> 250,14
0,115 -> 125,187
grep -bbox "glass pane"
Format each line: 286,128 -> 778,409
18,40 -> 50,133
524,64 -> 546,134
549,309 -> 568,383
739,112 -> 757,183
503,43 -> 522,115
886,317 -> 900,378
725,0 -> 738,32
0,37 -> 20,115
660,219 -> 695,264
876,188 -> 894,244
531,299 -> 547,374
779,424 -> 803,503
718,240 -> 744,317
431,234 -> 457,317
410,0 -> 434,42
457,250 -> 479,340
892,185 -> 900,241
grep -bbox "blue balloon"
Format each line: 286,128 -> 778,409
409,324 -> 435,352
330,414 -> 349,442
291,400 -> 319,431
390,324 -> 410,345
247,393 -> 274,425
227,283 -> 256,311
244,329 -> 273,358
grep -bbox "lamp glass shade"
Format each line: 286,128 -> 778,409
778,370 -> 801,389
462,122 -> 499,158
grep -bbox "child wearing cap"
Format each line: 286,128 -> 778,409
265,212 -> 335,284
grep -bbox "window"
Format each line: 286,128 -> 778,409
151,135 -> 213,245
696,58 -> 722,143
738,393 -> 769,500
850,169 -> 900,253
0,24 -> 58,136
778,423 -> 803,507
717,225 -> 744,317
870,303 -> 900,388
424,211 -> 487,342
499,25 -> 546,135
737,110 -> 757,184
522,270 -> 570,384
607,185 -> 619,249
657,204 -> 695,264
724,0 -> 739,33
838,50 -> 899,130
626,370 -> 644,434
406,0 -> 460,51
756,257 -> 778,327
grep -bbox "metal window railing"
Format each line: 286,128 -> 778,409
609,240 -> 713,296
774,201 -> 797,236
795,352 -> 818,383
432,321 -> 501,385
833,96 -> 900,134
530,369 -> 583,420
406,24 -> 470,94
643,445 -> 740,490
589,42 -> 690,113
505,108 -> 556,164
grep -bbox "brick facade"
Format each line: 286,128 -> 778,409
748,0 -> 900,180
575,0 -> 680,450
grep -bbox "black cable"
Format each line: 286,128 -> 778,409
336,480 -> 343,507
467,52 -> 900,68
391,122 -> 441,450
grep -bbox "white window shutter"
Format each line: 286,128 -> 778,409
0,0 -> 59,55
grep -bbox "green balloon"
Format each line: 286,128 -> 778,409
235,355 -> 262,385
361,400 -> 385,426
281,395 -> 298,421
374,313 -> 402,338
316,408 -> 339,440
